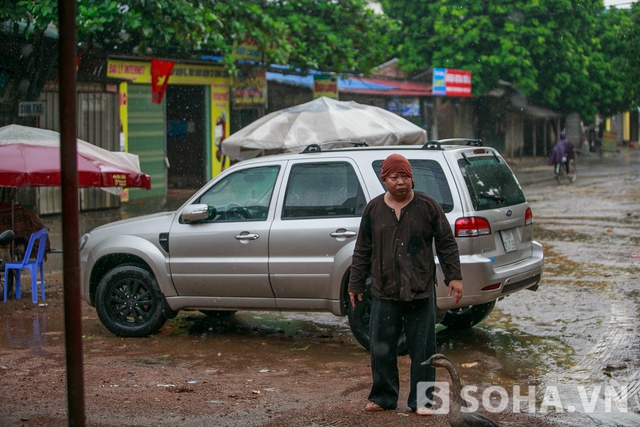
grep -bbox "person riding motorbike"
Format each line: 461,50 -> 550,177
548,130 -> 576,177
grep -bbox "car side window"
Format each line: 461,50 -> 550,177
196,166 -> 279,222
282,162 -> 366,219
373,159 -> 454,213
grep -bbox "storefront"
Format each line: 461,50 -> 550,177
106,59 -> 231,200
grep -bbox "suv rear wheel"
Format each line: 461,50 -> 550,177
347,281 -> 409,356
441,300 -> 496,330
95,265 -> 169,337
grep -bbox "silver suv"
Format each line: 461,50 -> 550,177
80,140 -> 544,351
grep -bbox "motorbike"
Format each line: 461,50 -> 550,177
554,159 -> 577,184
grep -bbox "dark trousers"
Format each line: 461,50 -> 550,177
368,294 -> 436,411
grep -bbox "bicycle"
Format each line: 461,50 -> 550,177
554,159 -> 577,184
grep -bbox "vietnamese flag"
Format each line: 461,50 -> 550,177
151,59 -> 174,104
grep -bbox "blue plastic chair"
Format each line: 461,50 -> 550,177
3,227 -> 49,303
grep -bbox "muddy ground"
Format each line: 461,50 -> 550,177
1,153 -> 639,427
0,284 -> 567,427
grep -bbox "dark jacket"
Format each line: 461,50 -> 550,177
348,191 -> 462,301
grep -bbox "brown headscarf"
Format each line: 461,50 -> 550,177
380,153 -> 413,181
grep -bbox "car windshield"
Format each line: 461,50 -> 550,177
373,159 -> 454,212
458,155 -> 525,211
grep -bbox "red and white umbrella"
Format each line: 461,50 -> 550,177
0,124 -> 151,239
0,124 -> 151,189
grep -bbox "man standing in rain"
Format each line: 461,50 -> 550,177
348,153 -> 463,415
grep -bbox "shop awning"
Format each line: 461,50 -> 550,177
341,76 -> 432,96
267,72 -> 431,97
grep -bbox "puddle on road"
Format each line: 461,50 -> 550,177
500,175 -> 640,425
0,301 -> 560,389
0,302 -> 562,385
0,306 -> 369,380
434,324 -> 557,387
1,312 -> 63,358
2,297 -> 638,425
167,310 -> 352,340
154,310 -> 366,366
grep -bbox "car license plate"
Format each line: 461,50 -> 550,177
500,228 -> 518,253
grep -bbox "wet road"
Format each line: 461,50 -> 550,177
490,153 -> 640,426
2,149 -> 639,426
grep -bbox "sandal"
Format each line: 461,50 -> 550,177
365,402 -> 385,412
414,407 -> 433,416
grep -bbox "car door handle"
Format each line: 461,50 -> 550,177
235,233 -> 259,241
330,230 -> 357,238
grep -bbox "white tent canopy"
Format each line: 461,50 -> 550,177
221,97 -> 427,160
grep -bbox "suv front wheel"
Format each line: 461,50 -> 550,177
95,265 -> 169,337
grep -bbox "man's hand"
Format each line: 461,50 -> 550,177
349,291 -> 362,308
448,280 -> 463,306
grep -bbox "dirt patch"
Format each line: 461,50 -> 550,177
0,275 -> 565,427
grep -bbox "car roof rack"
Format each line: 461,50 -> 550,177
300,140 -> 369,153
421,140 -> 443,150
444,138 -> 483,146
464,139 -> 483,147
421,138 -> 483,150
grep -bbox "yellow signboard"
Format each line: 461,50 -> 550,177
313,74 -> 338,99
232,37 -> 262,62
107,60 -> 227,85
602,131 -> 617,153
232,66 -> 267,109
109,60 -> 232,178
119,82 -> 130,202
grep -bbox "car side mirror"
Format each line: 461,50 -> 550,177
181,204 -> 213,223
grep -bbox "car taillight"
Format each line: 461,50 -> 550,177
455,217 -> 491,237
524,207 -> 533,226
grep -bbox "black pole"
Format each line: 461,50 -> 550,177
58,0 -> 86,426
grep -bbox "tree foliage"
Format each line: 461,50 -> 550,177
0,0 -> 395,124
621,3 -> 640,110
267,0 -> 398,73
381,0 -> 636,122
593,5 -> 635,117
0,0 -> 395,73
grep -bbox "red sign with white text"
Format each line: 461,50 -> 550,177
445,69 -> 472,97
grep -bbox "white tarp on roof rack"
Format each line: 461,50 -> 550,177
221,97 -> 427,160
